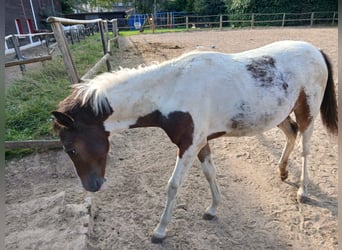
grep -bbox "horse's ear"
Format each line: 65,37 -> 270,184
52,111 -> 75,128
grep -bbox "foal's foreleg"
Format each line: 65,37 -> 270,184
198,143 -> 221,220
277,116 -> 298,181
152,145 -> 200,243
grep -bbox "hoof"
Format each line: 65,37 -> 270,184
297,194 -> 308,203
203,213 -> 216,220
151,235 -> 165,244
280,170 -> 288,181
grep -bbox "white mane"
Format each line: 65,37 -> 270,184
72,50 -> 220,116
72,62 -> 167,115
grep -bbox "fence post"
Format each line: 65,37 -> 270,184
186,16 -> 189,30
104,20 -> 109,43
112,19 -> 118,38
49,21 -> 79,84
251,13 -> 254,28
282,13 -> 286,27
332,11 -> 336,25
112,19 -> 119,47
98,21 -> 107,55
219,15 -> 223,30
310,12 -> 314,26
98,20 -> 111,72
10,35 -> 26,73
151,15 -> 155,33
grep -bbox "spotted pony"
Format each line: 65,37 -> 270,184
52,40 -> 337,243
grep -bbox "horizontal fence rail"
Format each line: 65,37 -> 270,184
5,140 -> 62,150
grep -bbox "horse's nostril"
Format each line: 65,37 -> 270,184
83,173 -> 105,192
95,177 -> 104,187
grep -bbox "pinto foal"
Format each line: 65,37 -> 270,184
52,40 -> 337,243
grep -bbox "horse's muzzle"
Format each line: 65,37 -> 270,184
82,173 -> 107,192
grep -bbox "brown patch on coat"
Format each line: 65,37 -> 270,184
293,89 -> 312,132
207,132 -> 226,141
197,132 -> 226,162
129,110 -> 194,158
198,143 -> 211,163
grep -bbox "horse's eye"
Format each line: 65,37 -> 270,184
66,149 -> 77,156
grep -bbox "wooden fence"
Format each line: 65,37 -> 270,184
5,32 -> 54,73
124,11 -> 337,31
46,16 -> 119,84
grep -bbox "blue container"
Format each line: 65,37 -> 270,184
128,14 -> 147,30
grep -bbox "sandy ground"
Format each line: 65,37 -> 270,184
5,27 -> 338,249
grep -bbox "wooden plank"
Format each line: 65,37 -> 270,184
81,53 -> 111,81
5,140 -> 62,150
5,55 -> 52,67
46,16 -> 103,25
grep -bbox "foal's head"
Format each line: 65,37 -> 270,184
52,84 -> 113,192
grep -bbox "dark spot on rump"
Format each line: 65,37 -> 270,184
277,98 -> 284,106
246,56 -> 289,97
293,89 -> 312,132
231,113 -> 245,129
282,82 -> 288,90
260,113 -> 273,123
130,110 -> 194,158
238,101 -> 251,112
246,56 -> 276,86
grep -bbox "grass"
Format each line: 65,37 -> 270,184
5,34 -> 105,157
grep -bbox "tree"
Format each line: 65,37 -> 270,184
159,0 -> 181,11
193,0 -> 226,15
224,0 -> 338,14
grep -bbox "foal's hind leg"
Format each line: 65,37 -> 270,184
296,123 -> 314,203
277,116 -> 298,181
293,90 -> 316,203
198,143 -> 221,220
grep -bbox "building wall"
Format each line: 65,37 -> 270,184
5,0 -> 62,36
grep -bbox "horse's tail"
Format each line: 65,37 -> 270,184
319,50 -> 338,135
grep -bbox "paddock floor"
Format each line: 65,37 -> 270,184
5,27 -> 338,249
